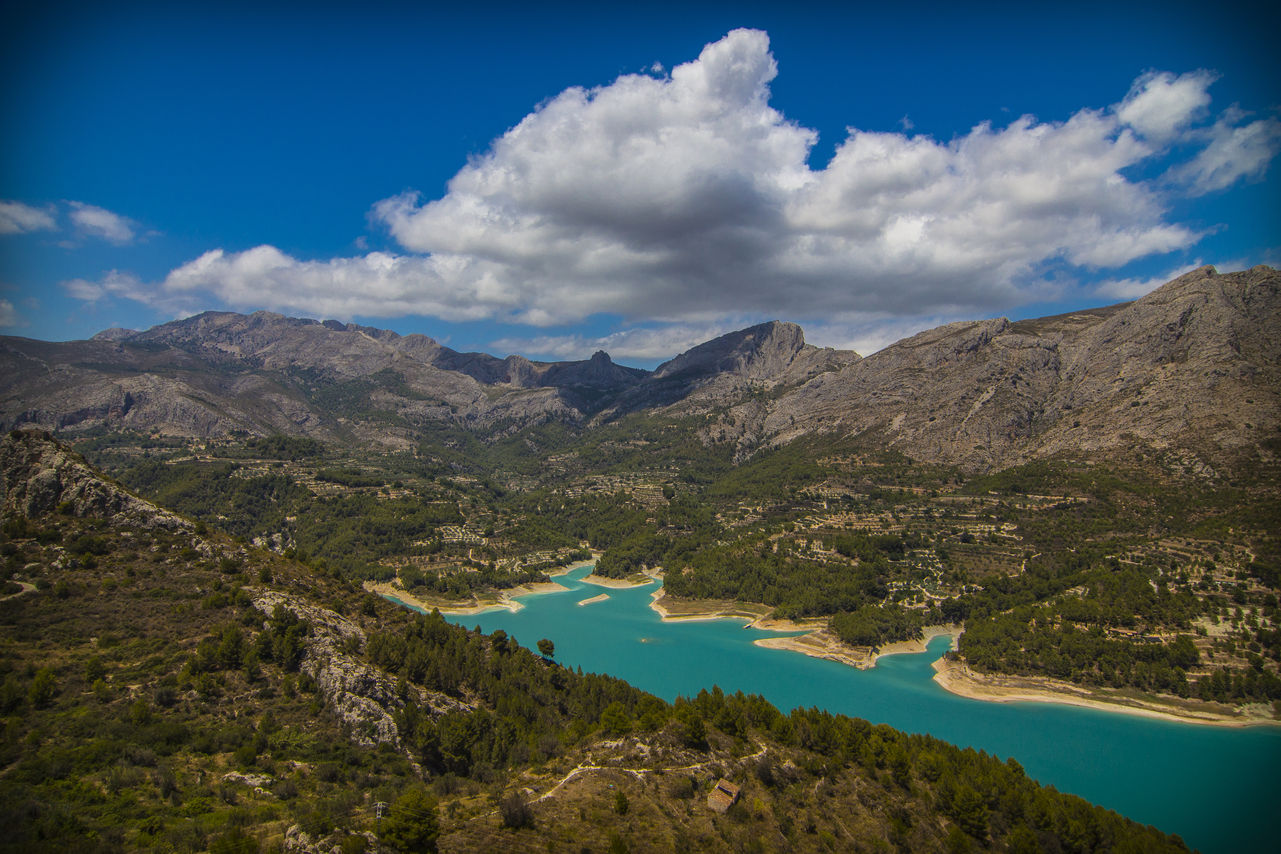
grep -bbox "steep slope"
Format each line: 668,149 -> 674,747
0,428 -> 190,528
760,265 -> 1280,470
603,320 -> 859,416
0,328 -> 397,441
1,311 -> 647,443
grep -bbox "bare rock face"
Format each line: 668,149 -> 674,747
0,429 -> 190,528
252,591 -> 403,748
1,310 -> 648,440
653,321 -> 810,383
604,321 -> 860,416
761,265 -> 1280,470
251,591 -> 470,749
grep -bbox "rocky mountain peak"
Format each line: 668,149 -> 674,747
760,265 -> 1279,470
91,327 -> 138,342
1159,263 -> 1218,290
3,265 -> 1275,471
652,320 -> 808,382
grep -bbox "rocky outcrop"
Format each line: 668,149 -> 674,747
283,826 -> 377,854
604,321 -> 859,416
251,590 -> 470,749
0,429 -> 190,529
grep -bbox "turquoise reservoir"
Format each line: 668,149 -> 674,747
417,566 -> 1280,853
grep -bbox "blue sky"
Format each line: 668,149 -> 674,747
2,1 -> 1278,367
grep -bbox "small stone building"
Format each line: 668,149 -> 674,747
707,778 -> 741,813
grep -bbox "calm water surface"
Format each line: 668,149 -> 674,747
413,565 -> 1280,853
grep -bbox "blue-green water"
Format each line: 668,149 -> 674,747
412,566 -> 1280,853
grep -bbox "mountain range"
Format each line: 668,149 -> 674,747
3,264 -> 1277,470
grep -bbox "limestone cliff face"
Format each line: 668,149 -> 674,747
759,265 -> 1280,470
251,591 -> 470,749
603,321 -> 859,417
652,321 -> 811,383
0,429 -> 190,528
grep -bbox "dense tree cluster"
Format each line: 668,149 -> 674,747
829,604 -> 927,648
961,609 -> 1199,694
1196,664 -> 1281,703
398,563 -> 550,597
117,458 -> 463,578
368,611 -> 656,777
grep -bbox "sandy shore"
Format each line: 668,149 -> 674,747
931,656 -> 1279,727
649,589 -> 959,672
365,578 -> 570,616
550,557 -> 600,578
754,625 -> 961,670
581,571 -> 658,589
366,556 -> 600,616
754,631 -> 868,668
649,589 -> 830,635
578,593 -> 610,606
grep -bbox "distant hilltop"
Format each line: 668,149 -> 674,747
2,264 -> 1277,472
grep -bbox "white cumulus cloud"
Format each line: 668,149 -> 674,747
367,29 -> 1225,323
68,202 -> 139,244
158,246 -> 527,322
65,29 -> 1279,364
1092,261 -> 1206,301
1116,70 -> 1217,142
0,201 -> 56,235
62,269 -> 151,303
1174,114 -> 1281,195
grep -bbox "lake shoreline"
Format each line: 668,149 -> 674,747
379,569 -> 1278,729
755,625 -> 962,670
649,587 -> 820,632
581,570 -> 659,589
647,590 -> 1278,728
365,557 -> 597,616
649,588 -> 957,669
931,656 -> 1280,728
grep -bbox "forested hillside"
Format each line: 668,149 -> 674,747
0,430 -> 1194,852
73,413 -> 1281,723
